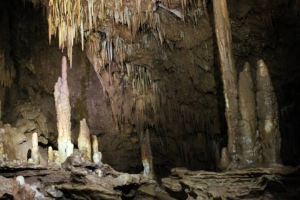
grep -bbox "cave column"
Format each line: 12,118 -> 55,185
213,0 -> 239,165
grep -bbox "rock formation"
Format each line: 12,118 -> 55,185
256,59 -> 282,166
78,118 -> 92,161
48,146 -> 53,162
238,62 -> 258,166
30,132 -> 40,164
92,135 -> 102,164
141,129 -> 155,179
54,56 -> 74,163
213,0 -> 239,167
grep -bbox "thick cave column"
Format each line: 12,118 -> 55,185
238,63 -> 258,166
54,56 -> 74,163
213,0 -> 239,166
256,60 -> 281,166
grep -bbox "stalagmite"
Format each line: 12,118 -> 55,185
141,129 -> 154,179
78,118 -> 92,161
92,135 -> 102,164
219,147 -> 230,171
31,132 -> 40,164
238,62 -> 257,166
213,0 -> 239,166
48,146 -> 53,162
256,60 -> 281,166
54,56 -> 74,163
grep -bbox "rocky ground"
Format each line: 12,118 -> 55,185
0,153 -> 299,200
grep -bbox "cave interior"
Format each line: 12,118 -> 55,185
1,0 -> 300,199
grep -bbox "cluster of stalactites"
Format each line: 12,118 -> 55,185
47,0 -> 206,67
0,50 -> 15,88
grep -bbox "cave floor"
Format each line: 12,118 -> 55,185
1,159 -> 300,200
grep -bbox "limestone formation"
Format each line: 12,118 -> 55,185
54,56 -> 74,163
78,118 -> 92,161
31,132 -> 40,164
219,147 -> 230,171
48,146 -> 53,162
213,0 -> 239,166
92,135 -> 102,164
256,60 -> 282,166
238,62 -> 257,166
141,129 -> 154,179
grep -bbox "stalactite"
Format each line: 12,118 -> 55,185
238,62 -> 257,166
256,60 -> 282,166
54,56 -> 74,163
78,118 -> 92,161
213,0 -> 239,167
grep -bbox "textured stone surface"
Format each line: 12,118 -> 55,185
162,167 -> 300,199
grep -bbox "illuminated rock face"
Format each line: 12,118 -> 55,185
256,60 -> 281,166
54,56 -> 73,163
78,118 -> 91,161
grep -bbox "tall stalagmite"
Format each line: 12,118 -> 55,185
238,63 -> 258,166
78,118 -> 92,161
213,0 -> 239,166
31,132 -> 40,164
141,129 -> 154,179
54,56 -> 74,163
256,60 -> 281,166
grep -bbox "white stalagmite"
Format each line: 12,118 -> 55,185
31,132 -> 40,164
92,135 -> 102,164
54,56 -> 74,163
48,146 -> 53,162
256,60 -> 282,166
78,118 -> 92,161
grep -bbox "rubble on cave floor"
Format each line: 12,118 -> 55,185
0,152 -> 173,200
1,153 -> 300,200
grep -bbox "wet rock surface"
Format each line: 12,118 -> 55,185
162,166 -> 300,199
0,153 -> 173,200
